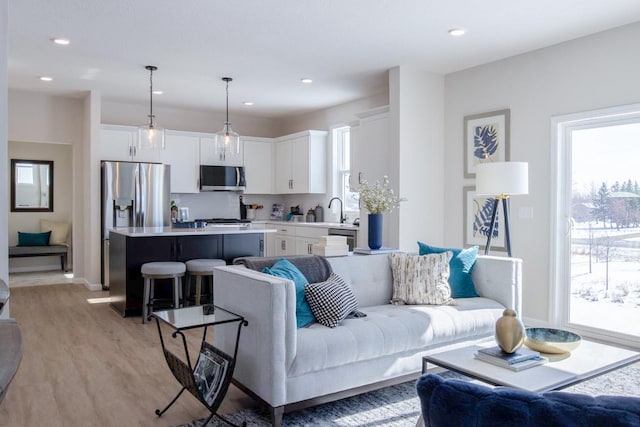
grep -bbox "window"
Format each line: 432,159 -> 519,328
552,104 -> 640,347
333,126 -> 359,215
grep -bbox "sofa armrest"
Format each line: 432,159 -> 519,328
472,255 -> 522,316
213,265 -> 297,407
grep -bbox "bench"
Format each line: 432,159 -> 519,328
8,245 -> 69,271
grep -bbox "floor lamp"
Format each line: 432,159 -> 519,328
475,162 -> 528,257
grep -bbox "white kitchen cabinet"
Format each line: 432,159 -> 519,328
275,130 -> 327,194
243,137 -> 274,194
350,106 -> 390,186
161,131 -> 200,193
100,124 -> 161,163
200,135 -> 244,166
294,225 -> 330,255
265,223 -> 296,257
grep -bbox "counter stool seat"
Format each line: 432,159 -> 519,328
141,261 -> 186,323
185,259 -> 226,306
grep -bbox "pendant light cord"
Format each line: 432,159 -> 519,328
225,78 -> 230,127
148,67 -> 154,128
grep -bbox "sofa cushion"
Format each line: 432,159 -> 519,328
418,242 -> 479,298
236,255 -> 332,284
17,231 -> 51,246
417,374 -> 640,427
289,297 -> 504,376
262,259 -> 316,328
305,273 -> 358,328
389,252 -> 452,305
40,219 -> 70,245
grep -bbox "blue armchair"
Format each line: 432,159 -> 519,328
416,374 -> 640,427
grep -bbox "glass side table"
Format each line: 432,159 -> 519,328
151,304 -> 248,427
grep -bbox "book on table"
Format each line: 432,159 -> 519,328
476,346 -> 540,365
474,352 -> 548,371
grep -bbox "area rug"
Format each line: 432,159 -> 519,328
175,362 -> 640,427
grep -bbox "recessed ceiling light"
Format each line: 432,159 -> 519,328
243,101 -> 254,106
152,90 -> 163,95
301,78 -> 313,84
52,38 -> 70,45
448,28 -> 465,37
39,76 -> 53,82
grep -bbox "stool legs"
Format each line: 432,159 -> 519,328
142,277 -> 151,324
195,275 -> 203,306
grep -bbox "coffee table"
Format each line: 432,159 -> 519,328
415,340 -> 639,427
422,339 -> 640,393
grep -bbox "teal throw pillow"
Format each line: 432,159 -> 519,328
417,242 -> 479,298
263,258 -> 316,328
17,231 -> 51,246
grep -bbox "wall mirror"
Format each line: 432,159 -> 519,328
10,159 -> 54,212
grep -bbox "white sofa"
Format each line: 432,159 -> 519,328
213,254 -> 522,426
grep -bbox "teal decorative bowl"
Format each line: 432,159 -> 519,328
524,328 -> 582,354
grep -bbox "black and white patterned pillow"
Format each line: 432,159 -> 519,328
304,273 -> 358,328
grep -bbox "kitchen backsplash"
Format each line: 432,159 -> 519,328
171,192 -> 350,223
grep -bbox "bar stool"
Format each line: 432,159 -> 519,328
141,261 -> 186,323
185,259 -> 226,306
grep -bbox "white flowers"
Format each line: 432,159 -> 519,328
356,176 -> 406,214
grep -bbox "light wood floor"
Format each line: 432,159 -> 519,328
0,283 -> 258,427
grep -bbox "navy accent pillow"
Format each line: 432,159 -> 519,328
17,231 -> 51,246
263,258 -> 316,328
418,242 -> 479,298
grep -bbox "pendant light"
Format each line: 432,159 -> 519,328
215,77 -> 240,159
138,65 -> 165,150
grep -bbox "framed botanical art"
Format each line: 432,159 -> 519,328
463,186 -> 505,252
463,109 -> 510,178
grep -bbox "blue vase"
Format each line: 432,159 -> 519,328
368,213 -> 383,250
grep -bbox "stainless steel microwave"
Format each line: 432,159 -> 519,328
200,165 -> 246,191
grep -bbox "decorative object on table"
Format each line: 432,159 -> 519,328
314,204 -> 324,222
306,209 -> 315,222
357,176 -> 406,250
495,308 -> 525,353
474,161 -> 529,256
214,77 -> 240,160
138,65 -> 165,150
463,109 -> 510,178
474,346 -> 547,371
524,327 -> 582,354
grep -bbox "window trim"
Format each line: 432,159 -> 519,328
551,103 -> 640,348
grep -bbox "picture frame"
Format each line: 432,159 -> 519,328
463,109 -> 510,178
463,186 -> 505,252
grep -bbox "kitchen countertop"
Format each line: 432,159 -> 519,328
109,225 -> 277,237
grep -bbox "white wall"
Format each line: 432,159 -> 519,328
101,100 -> 283,137
444,22 -> 640,324
8,90 -> 84,144
1,1 -> 8,315
280,91 -> 389,135
389,66 -> 445,251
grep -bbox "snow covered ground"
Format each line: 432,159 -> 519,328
570,224 -> 640,337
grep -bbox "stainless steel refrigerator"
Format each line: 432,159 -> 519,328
101,161 -> 170,289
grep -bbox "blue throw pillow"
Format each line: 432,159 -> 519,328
262,258 -> 316,328
17,231 -> 51,246
418,242 -> 479,298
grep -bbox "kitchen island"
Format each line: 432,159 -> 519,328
109,225 -> 275,317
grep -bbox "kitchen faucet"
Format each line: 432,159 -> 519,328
328,197 -> 346,224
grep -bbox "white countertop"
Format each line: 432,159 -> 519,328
109,225 -> 277,237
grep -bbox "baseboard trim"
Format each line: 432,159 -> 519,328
76,278 -> 102,291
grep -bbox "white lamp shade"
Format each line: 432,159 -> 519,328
476,161 -> 529,196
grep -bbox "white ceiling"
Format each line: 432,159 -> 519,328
8,1 -> 640,118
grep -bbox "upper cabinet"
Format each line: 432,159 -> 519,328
275,130 -> 327,194
200,136 -> 244,166
243,137 -> 275,194
350,106 -> 390,186
160,131 -> 200,193
100,124 -> 161,163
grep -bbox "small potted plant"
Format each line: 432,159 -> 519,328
357,176 -> 406,249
